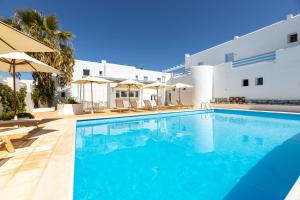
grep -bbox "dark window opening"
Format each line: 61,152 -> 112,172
288,33 -> 298,43
256,77 -> 263,86
242,79 -> 249,87
83,69 -> 90,76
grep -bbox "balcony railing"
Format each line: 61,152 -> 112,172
232,51 -> 276,68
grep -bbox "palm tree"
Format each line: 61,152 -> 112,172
2,9 -> 75,106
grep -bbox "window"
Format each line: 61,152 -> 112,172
225,53 -> 234,62
99,71 -> 103,76
288,33 -> 298,43
242,79 -> 249,87
255,77 -> 263,86
157,77 -> 161,82
135,75 -> 138,80
198,61 -> 204,66
144,76 -> 148,81
61,92 -> 65,98
116,91 -> 120,98
121,91 -> 127,97
83,69 -> 90,76
129,91 -> 134,97
151,95 -> 157,101
135,91 -> 139,98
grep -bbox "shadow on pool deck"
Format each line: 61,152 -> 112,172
224,132 -> 300,200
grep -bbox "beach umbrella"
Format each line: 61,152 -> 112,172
172,83 -> 193,104
144,82 -> 174,107
0,21 -> 54,53
72,76 -> 112,114
0,52 -> 61,119
115,79 -> 144,104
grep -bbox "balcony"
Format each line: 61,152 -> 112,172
232,51 -> 276,68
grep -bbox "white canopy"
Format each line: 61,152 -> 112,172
72,76 -> 112,84
172,83 -> 193,104
143,82 -> 174,89
0,52 -> 61,119
72,76 -> 112,114
116,79 -> 144,89
0,52 -> 61,74
0,21 -> 54,54
172,83 -> 193,89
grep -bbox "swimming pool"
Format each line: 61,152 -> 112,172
74,109 -> 300,200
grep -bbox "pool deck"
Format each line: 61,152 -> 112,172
0,108 -> 197,200
0,107 -> 300,199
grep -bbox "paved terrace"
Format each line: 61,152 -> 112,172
0,108 -> 196,200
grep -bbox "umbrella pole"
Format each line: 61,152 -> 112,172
179,88 -> 181,104
128,85 -> 131,110
91,82 -> 94,114
156,87 -> 159,109
12,61 -> 17,120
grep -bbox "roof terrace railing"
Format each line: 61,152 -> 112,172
232,51 -> 276,68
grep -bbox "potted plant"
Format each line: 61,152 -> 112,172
57,98 -> 83,115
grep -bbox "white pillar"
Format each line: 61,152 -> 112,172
191,65 -> 214,107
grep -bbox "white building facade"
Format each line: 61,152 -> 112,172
63,59 -> 171,108
165,14 -> 300,107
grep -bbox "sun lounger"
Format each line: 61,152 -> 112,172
129,100 -> 142,111
0,126 -> 36,152
176,100 -> 193,109
143,100 -> 157,110
0,119 -> 42,128
156,99 -> 172,109
111,100 -> 129,112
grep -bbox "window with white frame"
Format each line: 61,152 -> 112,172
115,90 -> 139,98
255,77 -> 263,86
135,75 -> 138,80
99,71 -> 103,76
83,69 -> 90,76
225,52 -> 234,62
288,33 -> 298,43
144,76 -> 148,81
135,91 -> 139,98
242,79 -> 249,87
157,77 -> 161,82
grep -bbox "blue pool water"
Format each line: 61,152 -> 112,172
74,109 -> 300,200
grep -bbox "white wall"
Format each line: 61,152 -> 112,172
186,14 -> 300,67
213,45 -> 300,99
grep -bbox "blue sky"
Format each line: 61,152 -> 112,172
1,0 -> 300,79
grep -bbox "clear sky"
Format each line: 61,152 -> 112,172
0,0 -> 300,79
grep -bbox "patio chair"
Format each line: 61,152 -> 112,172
156,99 -> 170,109
176,100 -> 193,109
129,100 -> 142,111
0,126 -> 36,153
0,119 -> 42,128
143,100 -> 157,110
111,100 -> 129,112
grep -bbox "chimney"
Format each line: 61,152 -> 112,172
101,60 -> 107,64
286,14 -> 294,20
234,36 -> 239,40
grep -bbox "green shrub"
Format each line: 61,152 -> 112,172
62,98 -> 78,104
0,111 -> 34,120
0,83 -> 27,113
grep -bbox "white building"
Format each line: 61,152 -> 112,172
165,14 -> 300,107
63,59 -> 171,108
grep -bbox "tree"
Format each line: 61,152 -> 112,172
2,9 -> 75,106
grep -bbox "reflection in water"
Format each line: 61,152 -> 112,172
76,113 -> 215,154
